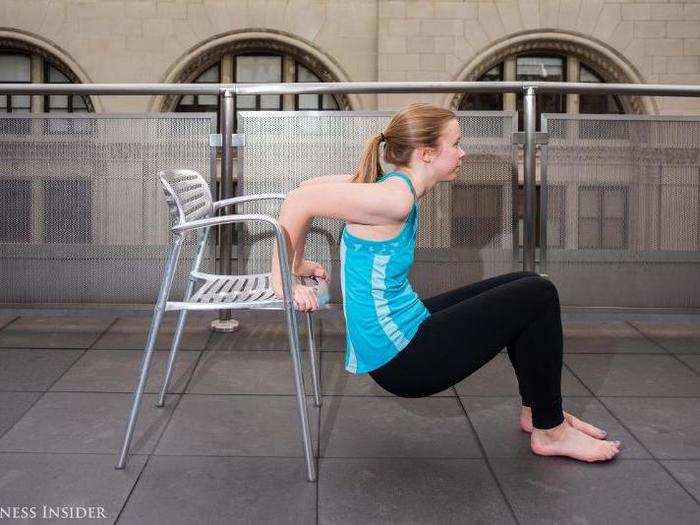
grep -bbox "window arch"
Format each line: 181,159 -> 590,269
162,38 -> 349,129
0,38 -> 93,113
459,53 -> 624,131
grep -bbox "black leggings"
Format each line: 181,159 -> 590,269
369,271 -> 565,429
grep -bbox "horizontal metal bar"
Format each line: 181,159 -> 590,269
512,132 -> 549,145
542,112 -> 700,122
0,81 -> 699,97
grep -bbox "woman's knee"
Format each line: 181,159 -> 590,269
523,275 -> 560,304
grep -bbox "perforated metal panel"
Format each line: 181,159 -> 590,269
238,111 -> 518,300
541,114 -> 700,307
0,114 -> 215,304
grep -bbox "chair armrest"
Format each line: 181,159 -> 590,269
212,193 -> 286,211
172,213 -> 281,233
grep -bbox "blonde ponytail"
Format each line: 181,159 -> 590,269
351,134 -> 384,184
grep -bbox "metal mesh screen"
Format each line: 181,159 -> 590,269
238,111 -> 518,300
0,114 -> 215,304
541,114 -> 700,307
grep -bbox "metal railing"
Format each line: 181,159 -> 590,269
2,81 -> 699,310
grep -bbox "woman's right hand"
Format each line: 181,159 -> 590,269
271,276 -> 320,312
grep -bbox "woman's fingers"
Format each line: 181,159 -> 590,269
293,285 -> 319,311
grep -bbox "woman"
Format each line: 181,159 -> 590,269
271,103 -> 621,462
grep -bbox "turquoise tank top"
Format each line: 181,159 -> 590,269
339,171 -> 431,374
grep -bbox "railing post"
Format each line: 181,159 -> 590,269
212,89 -> 239,331
522,86 -> 537,273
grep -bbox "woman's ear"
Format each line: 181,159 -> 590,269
419,145 -> 436,164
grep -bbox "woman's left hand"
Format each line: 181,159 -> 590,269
293,259 -> 329,280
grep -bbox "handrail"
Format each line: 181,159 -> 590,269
1,81 -> 699,97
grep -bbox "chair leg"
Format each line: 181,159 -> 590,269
157,230 -> 208,408
304,312 -> 322,407
284,305 -> 317,482
116,237 -> 182,470
156,308 -> 189,408
115,306 -> 166,469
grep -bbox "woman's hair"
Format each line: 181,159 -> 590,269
352,102 -> 456,184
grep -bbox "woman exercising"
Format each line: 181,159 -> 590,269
271,103 -> 621,462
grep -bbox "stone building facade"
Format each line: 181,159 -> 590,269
1,0 -> 699,114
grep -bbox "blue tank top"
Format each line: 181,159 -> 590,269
340,171 -> 431,374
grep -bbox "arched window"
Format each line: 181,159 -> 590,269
173,46 -> 342,129
456,51 -> 628,250
459,54 -> 624,130
0,43 -> 92,114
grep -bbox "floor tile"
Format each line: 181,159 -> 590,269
318,316 -> 346,351
454,354 -> 591,397
491,458 -> 700,524
601,397 -> 700,459
0,392 -> 176,454
186,350 -> 314,395
565,354 -> 700,396
0,392 -> 42,437
629,320 -> 700,354
51,350 -> 200,394
0,349 -> 82,391
0,453 -> 147,523
206,318 -> 311,352
119,456 -> 316,525
661,460 -> 700,502
155,395 -> 319,457
462,396 -> 650,459
319,458 -> 515,524
0,316 -> 115,349
321,352 -> 454,397
563,321 -> 642,338
319,396 -> 481,458
563,334 -> 665,354
93,315 -> 214,351
678,355 -> 700,373
629,320 -> 700,337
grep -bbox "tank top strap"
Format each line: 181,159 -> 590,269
379,171 -> 418,203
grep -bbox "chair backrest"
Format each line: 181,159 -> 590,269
158,169 -> 214,227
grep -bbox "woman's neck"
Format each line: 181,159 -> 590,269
393,165 -> 437,199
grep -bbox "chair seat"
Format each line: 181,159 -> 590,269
165,272 -> 331,311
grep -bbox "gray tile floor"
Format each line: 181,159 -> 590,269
0,310 -> 698,524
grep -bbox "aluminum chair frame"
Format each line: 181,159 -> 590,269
115,169 -> 321,482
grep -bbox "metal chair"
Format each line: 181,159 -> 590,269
115,168 -> 326,482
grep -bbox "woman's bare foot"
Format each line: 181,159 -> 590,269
531,419 -> 621,462
520,406 -> 607,440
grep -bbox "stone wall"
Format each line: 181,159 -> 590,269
1,0 -> 699,113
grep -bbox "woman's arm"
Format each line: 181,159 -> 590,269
292,175 -> 351,271
270,180 -> 414,304
299,174 -> 353,186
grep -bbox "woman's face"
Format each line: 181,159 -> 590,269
430,118 -> 465,181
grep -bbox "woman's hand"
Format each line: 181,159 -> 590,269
271,275 -> 321,312
293,259 -> 329,280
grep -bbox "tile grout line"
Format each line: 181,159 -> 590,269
114,325 -> 215,522
454,395 -> 522,525
565,364 -> 700,507
113,455 -> 152,524
0,317 -> 120,443
624,320 -> 700,376
0,315 -> 20,332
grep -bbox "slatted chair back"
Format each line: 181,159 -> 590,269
158,169 -> 214,228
